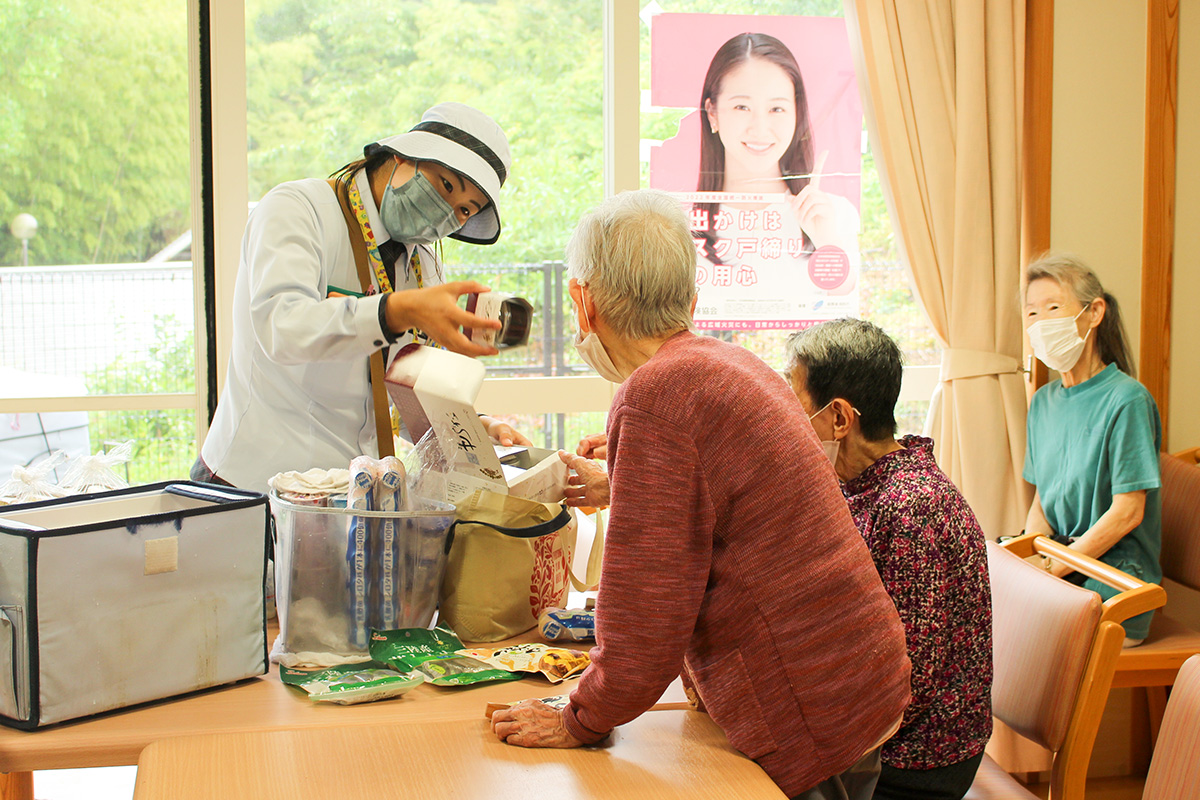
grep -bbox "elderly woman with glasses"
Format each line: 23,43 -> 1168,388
784,318 -> 992,800
489,190 -> 911,800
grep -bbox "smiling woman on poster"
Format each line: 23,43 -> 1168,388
694,32 -> 859,301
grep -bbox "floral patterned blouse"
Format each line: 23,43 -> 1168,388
843,435 -> 993,769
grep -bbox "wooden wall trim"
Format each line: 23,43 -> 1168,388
1140,0 -> 1179,435
1023,0 -> 1054,401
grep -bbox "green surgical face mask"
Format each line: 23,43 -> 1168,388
379,161 -> 462,245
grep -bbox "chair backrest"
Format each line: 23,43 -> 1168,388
1160,452 -> 1200,591
987,541 -> 1125,800
1142,654 -> 1200,800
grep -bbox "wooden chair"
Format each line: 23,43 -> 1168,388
965,535 -> 1165,800
1110,451 -> 1200,744
1140,654 -> 1200,800
1170,446 -> 1199,466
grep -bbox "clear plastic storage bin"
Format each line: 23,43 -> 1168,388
270,492 -> 455,659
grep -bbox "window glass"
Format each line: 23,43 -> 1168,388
241,0 -> 937,442
0,0 -> 196,481
482,412 -> 610,454
245,0 -> 601,362
640,0 -> 937,435
245,0 -> 605,446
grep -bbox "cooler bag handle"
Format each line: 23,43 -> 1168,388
452,504 -> 572,539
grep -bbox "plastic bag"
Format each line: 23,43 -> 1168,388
58,441 -> 133,494
0,451 -> 70,504
279,662 -> 423,705
401,426 -> 452,504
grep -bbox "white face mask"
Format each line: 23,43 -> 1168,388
808,400 -> 841,466
1028,302 -> 1092,373
573,286 -> 626,384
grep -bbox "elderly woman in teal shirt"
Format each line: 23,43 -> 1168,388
1022,252 -> 1162,645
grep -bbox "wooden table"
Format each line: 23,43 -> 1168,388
0,641 -> 688,800
132,710 -> 786,799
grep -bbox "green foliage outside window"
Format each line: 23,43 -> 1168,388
3,0 -> 936,458
0,0 -> 190,266
84,316 -> 196,483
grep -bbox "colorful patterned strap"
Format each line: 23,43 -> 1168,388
327,177 -> 394,458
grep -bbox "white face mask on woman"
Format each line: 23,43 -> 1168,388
572,285 -> 626,384
1027,302 -> 1091,373
808,400 -> 841,466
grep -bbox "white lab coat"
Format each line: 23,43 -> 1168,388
201,170 -> 440,491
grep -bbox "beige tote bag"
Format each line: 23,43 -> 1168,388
438,490 -> 602,642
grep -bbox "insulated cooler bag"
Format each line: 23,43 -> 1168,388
0,481 -> 270,729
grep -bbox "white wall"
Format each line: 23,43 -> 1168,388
1050,0 -> 1146,363
1051,0 -> 1198,452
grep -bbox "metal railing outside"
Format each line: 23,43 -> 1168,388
0,255 -> 931,465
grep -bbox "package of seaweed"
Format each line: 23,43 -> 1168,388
369,626 -> 521,687
280,662 -> 423,705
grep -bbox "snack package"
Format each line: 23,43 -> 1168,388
484,694 -> 570,719
280,662 -> 423,705
459,643 -> 590,683
369,626 -> 521,687
346,457 -> 377,649
538,608 -> 596,643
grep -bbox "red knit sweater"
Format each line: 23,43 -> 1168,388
562,333 -> 911,797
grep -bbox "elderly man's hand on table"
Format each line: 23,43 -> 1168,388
558,450 -> 610,509
490,699 -> 584,748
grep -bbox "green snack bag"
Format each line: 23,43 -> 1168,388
369,626 -> 522,687
280,661 -> 423,705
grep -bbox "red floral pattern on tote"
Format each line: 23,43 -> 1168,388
529,532 -> 570,620
843,435 -> 993,769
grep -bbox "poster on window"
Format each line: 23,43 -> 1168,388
649,14 -> 863,331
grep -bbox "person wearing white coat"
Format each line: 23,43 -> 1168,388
194,103 -> 528,492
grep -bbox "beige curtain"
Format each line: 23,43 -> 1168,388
845,1 -> 1032,540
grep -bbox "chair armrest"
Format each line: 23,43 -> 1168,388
1001,533 -> 1167,626
1170,446 -> 1200,465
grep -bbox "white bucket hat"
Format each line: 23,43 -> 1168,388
367,103 -> 511,245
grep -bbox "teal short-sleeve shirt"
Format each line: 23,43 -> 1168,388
1023,363 -> 1162,639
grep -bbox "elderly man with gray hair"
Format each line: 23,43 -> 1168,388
489,190 -> 911,800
